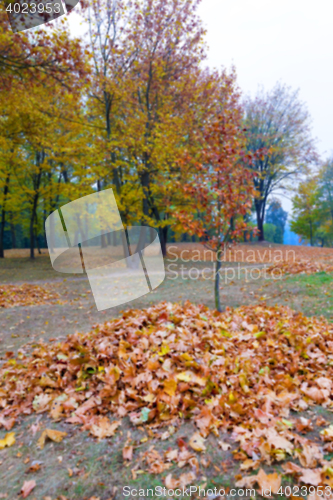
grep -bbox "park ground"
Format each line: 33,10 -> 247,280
1,243 -> 333,499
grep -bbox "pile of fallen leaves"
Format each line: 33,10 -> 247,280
3,301 -> 333,491
266,259 -> 333,276
0,284 -> 60,308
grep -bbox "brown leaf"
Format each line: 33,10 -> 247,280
189,432 -> 206,452
165,474 -> 180,489
295,444 -> 323,468
0,416 -> 15,431
90,417 -> 121,440
179,471 -> 196,487
37,429 -> 67,450
123,445 -> 133,461
27,462 -> 41,473
20,480 -> 36,498
256,469 -> 281,494
218,440 -> 231,451
299,468 -> 322,486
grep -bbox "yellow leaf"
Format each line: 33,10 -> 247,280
158,343 -> 170,356
228,392 -> 236,403
176,372 -> 191,383
0,432 -> 15,450
37,429 -> 67,449
189,432 -> 206,452
142,394 -> 155,403
176,371 -> 206,386
164,379 -> 177,397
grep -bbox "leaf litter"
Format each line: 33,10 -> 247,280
0,284 -> 61,308
3,300 -> 333,489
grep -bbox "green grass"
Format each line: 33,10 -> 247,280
283,271 -> 333,319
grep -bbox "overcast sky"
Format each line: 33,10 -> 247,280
68,0 -> 333,213
197,0 -> 333,158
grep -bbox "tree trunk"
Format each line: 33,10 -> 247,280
10,219 -> 16,249
97,179 -> 107,248
30,152 -> 43,259
310,220 -> 313,246
0,175 -> 10,258
30,212 -> 35,259
255,197 -> 266,242
215,245 -> 222,312
257,216 -> 264,242
35,230 -> 41,254
158,226 -> 168,257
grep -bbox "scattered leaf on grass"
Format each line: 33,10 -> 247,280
90,417 -> 120,440
189,432 -> 206,452
0,432 -> 15,450
20,480 -> 36,498
123,445 -> 133,461
37,429 -> 67,449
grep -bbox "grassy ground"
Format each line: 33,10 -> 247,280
1,245 -> 333,499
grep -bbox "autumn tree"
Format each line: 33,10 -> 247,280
174,70 -> 257,311
84,0 -> 208,255
0,7 -> 86,88
290,177 -> 321,246
243,82 -> 317,241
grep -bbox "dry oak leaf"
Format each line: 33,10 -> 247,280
20,480 -> 36,498
189,432 -> 206,452
0,432 -> 15,450
90,417 -> 121,440
37,429 -> 67,450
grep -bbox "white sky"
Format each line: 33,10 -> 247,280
67,0 -> 333,213
196,0 -> 333,212
198,0 -> 333,159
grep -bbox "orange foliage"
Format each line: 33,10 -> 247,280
0,284 -> 60,308
2,300 -> 333,485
